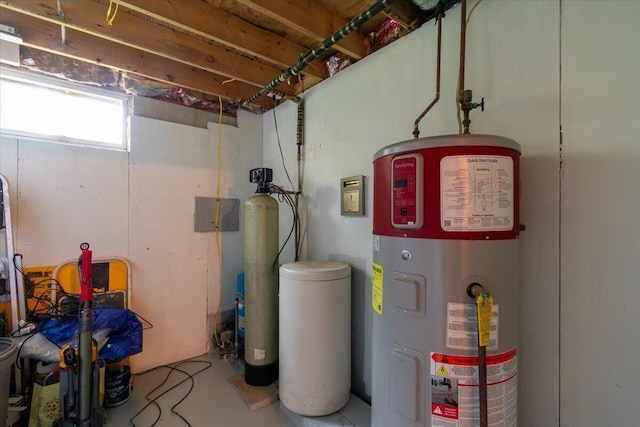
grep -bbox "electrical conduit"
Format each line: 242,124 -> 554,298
241,0 -> 397,107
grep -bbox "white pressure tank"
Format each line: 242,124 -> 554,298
279,261 -> 352,416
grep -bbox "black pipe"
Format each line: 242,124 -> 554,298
294,100 -> 304,261
241,0 -> 397,108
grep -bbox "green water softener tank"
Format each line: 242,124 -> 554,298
244,168 -> 279,386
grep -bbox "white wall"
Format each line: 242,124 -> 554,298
263,0 -> 640,425
560,2 -> 640,426
128,116 -> 213,370
0,138 -> 129,261
0,106 -> 262,372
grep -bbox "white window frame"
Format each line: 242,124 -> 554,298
0,66 -> 130,151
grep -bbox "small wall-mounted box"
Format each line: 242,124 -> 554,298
0,23 -> 22,67
194,197 -> 239,232
341,175 -> 365,216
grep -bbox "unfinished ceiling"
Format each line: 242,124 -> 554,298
0,0 -> 450,114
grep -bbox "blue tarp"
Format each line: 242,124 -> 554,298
38,306 -> 143,361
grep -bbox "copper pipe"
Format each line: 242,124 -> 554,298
459,0 -> 474,134
413,11 -> 443,139
458,0 -> 467,107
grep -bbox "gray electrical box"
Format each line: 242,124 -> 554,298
341,175 -> 365,216
194,197 -> 239,232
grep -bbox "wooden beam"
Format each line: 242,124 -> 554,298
0,0 -> 293,94
293,75 -> 323,95
118,0 -> 327,80
2,10 -> 273,108
372,0 -> 424,30
234,0 -> 367,60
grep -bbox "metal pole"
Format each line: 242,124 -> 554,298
478,343 -> 488,427
77,243 -> 93,426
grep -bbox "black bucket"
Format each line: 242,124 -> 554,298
104,365 -> 131,408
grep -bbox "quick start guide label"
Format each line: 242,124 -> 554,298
441,155 -> 514,232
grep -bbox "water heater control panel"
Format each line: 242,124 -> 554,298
391,153 -> 423,229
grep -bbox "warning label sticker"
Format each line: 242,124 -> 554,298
447,303 -> 499,351
430,348 -> 518,427
440,155 -> 514,232
431,376 -> 459,422
372,263 -> 383,314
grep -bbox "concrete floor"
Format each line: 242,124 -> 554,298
105,353 -> 370,427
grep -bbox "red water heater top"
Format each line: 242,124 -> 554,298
373,134 -> 520,240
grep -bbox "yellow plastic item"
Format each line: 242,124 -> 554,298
476,293 -> 493,347
23,260 -> 128,314
372,263 -> 384,315
58,343 -> 97,369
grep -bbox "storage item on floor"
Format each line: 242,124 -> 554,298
0,337 -> 18,426
103,364 -> 131,408
279,261 -> 351,416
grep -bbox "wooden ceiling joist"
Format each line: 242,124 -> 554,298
2,9 -> 273,109
117,0 -> 328,81
234,0 -> 367,60
372,0 -> 424,30
0,0 -> 294,95
0,0 -> 427,110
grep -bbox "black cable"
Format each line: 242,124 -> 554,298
129,360 -> 212,427
11,256 -> 153,371
130,361 -> 210,426
13,254 -> 74,319
26,283 -> 74,320
10,321 -> 65,371
268,184 -> 298,269
272,106 -> 295,191
132,312 -> 154,331
13,254 -> 154,330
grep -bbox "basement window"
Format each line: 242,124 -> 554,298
0,67 -> 128,150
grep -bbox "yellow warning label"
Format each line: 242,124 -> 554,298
437,365 -> 449,376
477,294 -> 494,347
372,263 -> 383,314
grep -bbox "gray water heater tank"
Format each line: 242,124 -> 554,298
371,134 -> 520,427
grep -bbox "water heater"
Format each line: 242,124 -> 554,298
372,134 -> 520,427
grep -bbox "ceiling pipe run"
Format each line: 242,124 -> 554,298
265,88 -> 304,260
241,0 -> 397,108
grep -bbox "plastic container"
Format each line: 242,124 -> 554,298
0,338 -> 18,426
104,364 -> 132,407
279,261 -> 351,416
